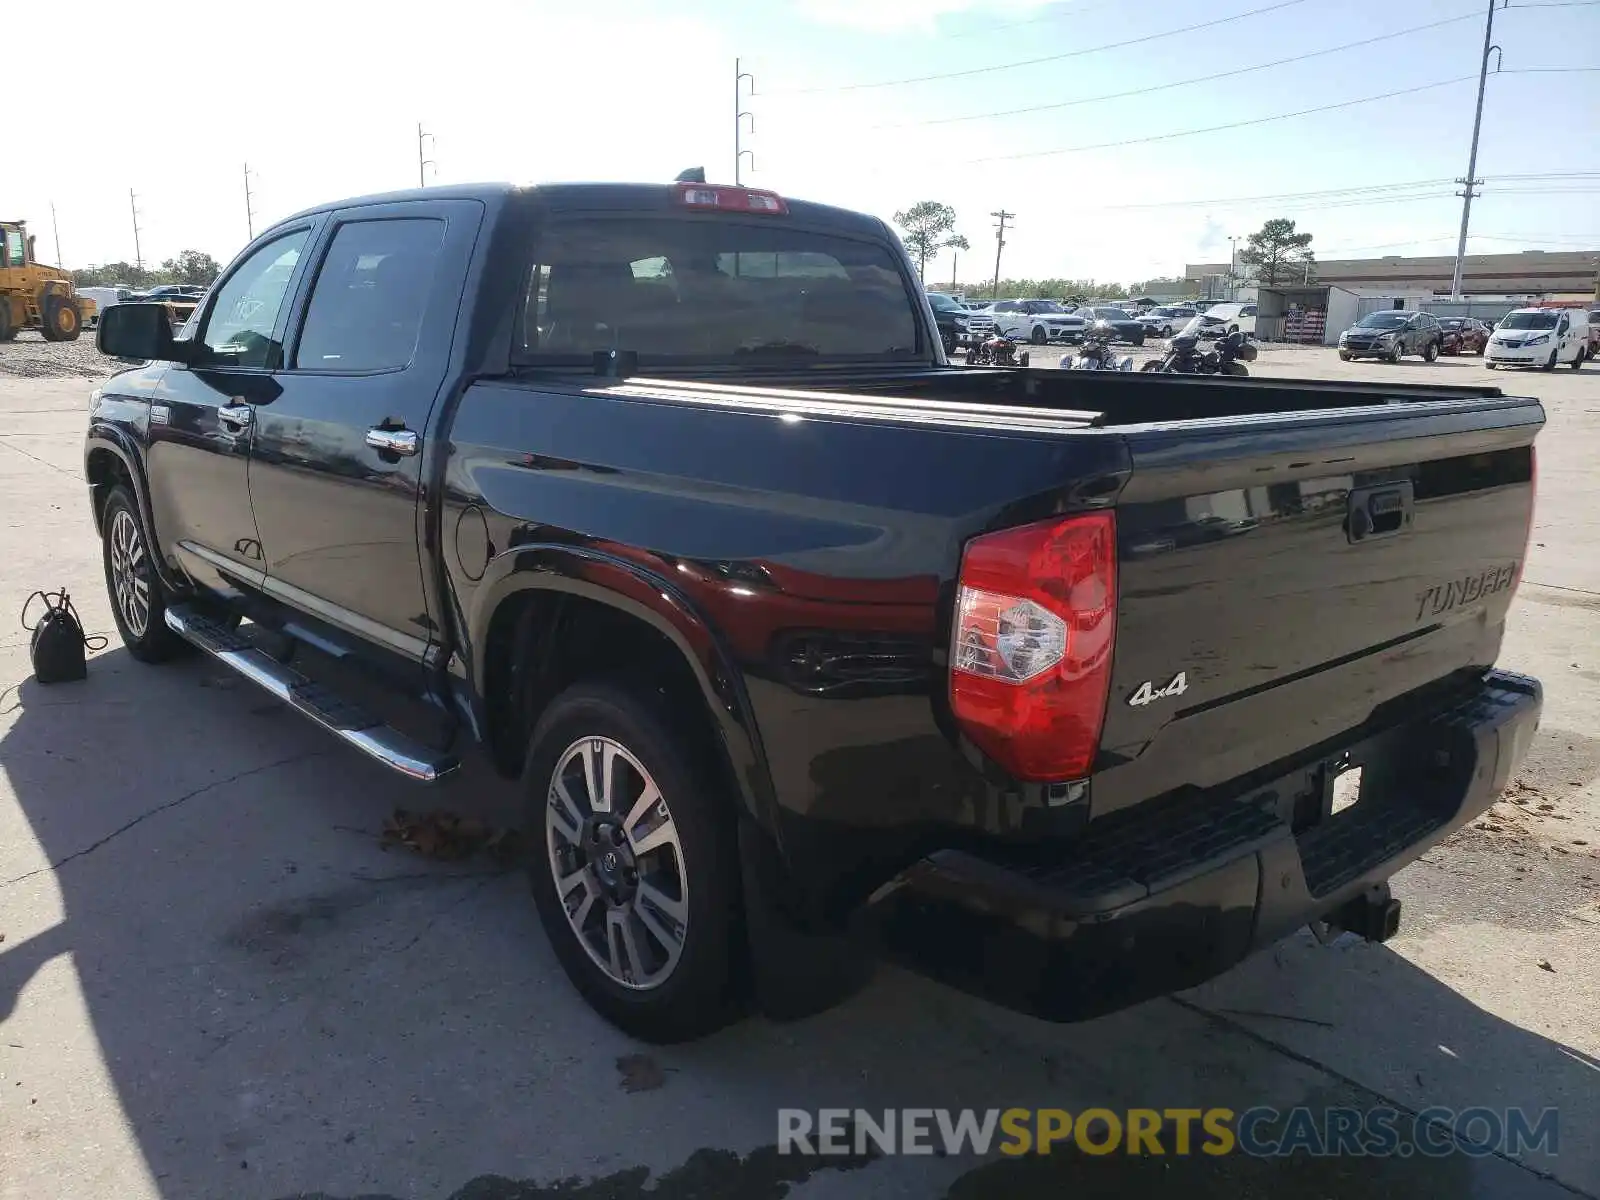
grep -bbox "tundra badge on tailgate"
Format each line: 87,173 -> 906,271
1128,671 -> 1188,708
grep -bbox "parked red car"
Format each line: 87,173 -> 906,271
1438,317 -> 1489,355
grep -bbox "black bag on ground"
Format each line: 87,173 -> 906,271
24,590 -> 105,684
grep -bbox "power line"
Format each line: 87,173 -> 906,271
969,68 -> 1599,163
766,0 -> 1313,94
879,10 -> 1485,130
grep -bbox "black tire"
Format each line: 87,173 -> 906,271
0,301 -> 13,342
100,487 -> 190,662
1571,346 -> 1586,370
1030,325 -> 1047,345
1130,330 -> 1146,347
1390,341 -> 1404,364
1542,347 -> 1558,372
1423,339 -> 1438,363
1140,359 -> 1164,373
523,680 -> 742,1043
1485,361 -> 1497,370
41,296 -> 82,342
1338,349 -> 1352,361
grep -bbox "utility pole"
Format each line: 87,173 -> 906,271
1228,235 -> 1240,296
990,210 -> 1013,300
735,58 -> 755,185
129,189 -> 144,273
1450,0 -> 1503,299
950,248 -> 959,291
244,163 -> 259,240
50,201 -> 63,269
418,123 -> 437,187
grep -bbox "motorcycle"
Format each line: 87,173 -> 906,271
1140,316 -> 1257,376
1062,320 -> 1136,371
965,333 -> 1029,367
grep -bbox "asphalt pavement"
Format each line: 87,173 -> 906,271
1,344 -> 1596,1199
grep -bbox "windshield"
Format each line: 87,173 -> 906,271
517,216 -> 919,363
1095,308 -> 1132,319
926,292 -> 963,312
1497,312 -> 1558,330
1355,312 -> 1409,329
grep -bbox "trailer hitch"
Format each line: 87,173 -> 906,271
1312,882 -> 1402,944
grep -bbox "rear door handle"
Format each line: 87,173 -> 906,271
218,403 -> 252,427
366,427 -> 420,456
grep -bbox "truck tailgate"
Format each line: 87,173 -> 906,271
1094,394 -> 1541,816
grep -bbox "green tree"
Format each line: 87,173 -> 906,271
1237,218 -> 1314,286
893,201 -> 957,281
72,262 -> 154,288
159,249 -> 222,287
943,234 -> 970,290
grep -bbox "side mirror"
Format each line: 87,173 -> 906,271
97,302 -> 188,363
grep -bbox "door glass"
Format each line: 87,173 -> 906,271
295,218 -> 447,371
200,230 -> 310,368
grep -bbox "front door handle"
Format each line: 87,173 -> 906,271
218,403 -> 253,427
366,427 -> 420,456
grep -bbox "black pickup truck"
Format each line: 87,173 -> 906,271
87,181 -> 1542,1043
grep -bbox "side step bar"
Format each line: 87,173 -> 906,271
164,605 -> 459,782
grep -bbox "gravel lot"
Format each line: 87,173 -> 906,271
1,345 -> 1596,1199
0,330 -> 116,380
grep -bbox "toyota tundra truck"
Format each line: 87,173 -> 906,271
86,181 -> 1542,1042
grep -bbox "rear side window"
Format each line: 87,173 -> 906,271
295,218 -> 446,372
518,217 -> 918,363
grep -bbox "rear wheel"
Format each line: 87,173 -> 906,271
101,487 -> 189,662
1030,325 -> 1047,345
524,681 -> 741,1043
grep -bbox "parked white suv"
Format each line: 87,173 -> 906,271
1136,305 -> 1199,337
1202,302 -> 1257,337
985,299 -> 1088,344
1485,308 -> 1589,370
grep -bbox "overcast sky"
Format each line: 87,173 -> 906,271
12,0 -> 1599,283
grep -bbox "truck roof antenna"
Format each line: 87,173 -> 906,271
674,167 -> 706,183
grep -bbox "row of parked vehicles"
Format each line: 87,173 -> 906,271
1340,308 -> 1593,369
77,284 -> 207,330
926,293 -> 1259,353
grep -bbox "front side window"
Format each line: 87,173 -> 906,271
519,216 -> 918,363
199,230 -> 311,368
3,227 -> 24,266
295,218 -> 446,372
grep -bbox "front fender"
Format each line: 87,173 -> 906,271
467,542 -> 778,834
83,425 -> 188,595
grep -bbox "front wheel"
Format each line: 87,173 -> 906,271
1390,342 -> 1404,363
101,487 -> 189,662
524,681 -> 741,1043
1571,346 -> 1587,370
1543,347 -> 1558,371
1423,339 -> 1438,363
41,297 -> 81,342
1338,349 -> 1352,361
1130,330 -> 1146,347
1030,325 -> 1047,345
1139,359 -> 1164,373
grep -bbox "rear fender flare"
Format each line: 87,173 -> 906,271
466,544 -> 777,833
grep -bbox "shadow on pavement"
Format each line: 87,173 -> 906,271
1,648 -> 1596,1199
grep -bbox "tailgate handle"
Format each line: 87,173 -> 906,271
1347,482 -> 1414,543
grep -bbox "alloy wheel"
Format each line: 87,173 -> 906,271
545,736 -> 688,990
108,508 -> 150,638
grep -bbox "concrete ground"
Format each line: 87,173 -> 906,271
1,340 -> 1596,1199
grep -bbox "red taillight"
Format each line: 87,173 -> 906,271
675,183 -> 788,215
950,512 -> 1117,782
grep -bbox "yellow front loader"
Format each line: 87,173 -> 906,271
0,219 -> 94,342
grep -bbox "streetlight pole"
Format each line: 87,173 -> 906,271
735,59 -> 755,184
418,123 -> 437,187
50,201 -> 63,269
1450,0 -> 1503,299
130,190 -> 144,274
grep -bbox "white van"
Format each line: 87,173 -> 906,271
1485,307 -> 1589,370
77,286 -> 134,329
1203,302 -> 1257,337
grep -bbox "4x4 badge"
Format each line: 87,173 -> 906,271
1128,671 -> 1188,708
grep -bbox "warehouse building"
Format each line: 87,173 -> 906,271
1185,247 -> 1599,297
